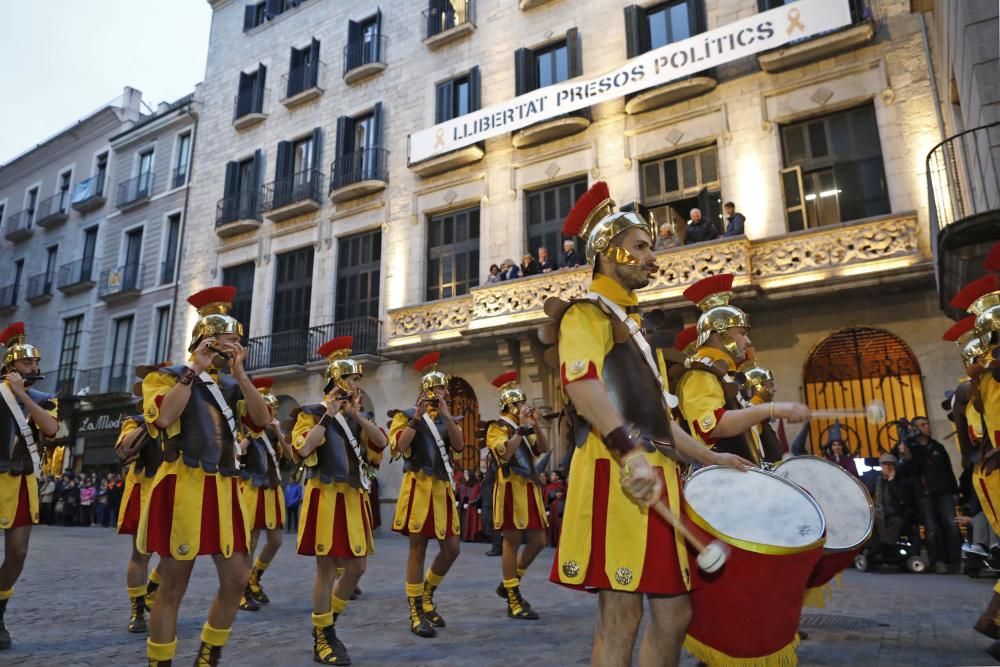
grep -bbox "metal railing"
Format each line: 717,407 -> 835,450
98,263 -> 144,299
216,191 -> 263,226
36,192 -> 70,225
3,209 -> 33,240
244,317 -> 382,372
70,174 -> 106,212
424,0 -> 474,39
116,172 -> 153,208
0,285 -> 17,310
283,60 -> 326,99
25,272 -> 55,302
57,257 -> 96,290
76,364 -> 133,395
233,87 -> 269,121
927,121 -> 1000,232
262,169 -> 325,212
329,148 -> 389,191
343,34 -> 387,75
172,166 -> 189,189
308,317 -> 381,359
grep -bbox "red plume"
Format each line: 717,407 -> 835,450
251,377 -> 274,390
187,286 -> 237,310
985,241 -> 1000,273
950,274 -> 1000,311
683,274 -> 735,306
0,322 -> 25,347
942,316 -> 976,342
562,181 -> 610,237
491,371 -> 518,388
414,352 -> 441,373
674,325 -> 698,351
317,336 -> 353,359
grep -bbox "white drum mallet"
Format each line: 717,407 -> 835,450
809,399 -> 887,424
651,499 -> 728,573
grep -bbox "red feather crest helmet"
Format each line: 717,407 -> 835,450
415,352 -> 448,393
317,336 -> 363,393
186,286 -> 243,351
562,181 -> 656,265
491,371 -> 526,413
0,321 -> 40,370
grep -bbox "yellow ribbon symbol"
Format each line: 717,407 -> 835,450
434,128 -> 445,150
786,7 -> 806,35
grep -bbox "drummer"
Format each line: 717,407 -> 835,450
738,357 -> 787,464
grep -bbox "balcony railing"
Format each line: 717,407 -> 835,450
116,172 -> 153,209
57,257 -> 97,294
282,60 -> 326,106
245,317 -> 382,372
216,191 -> 263,226
0,285 -> 17,312
343,34 -> 387,80
330,148 -> 389,192
76,364 -> 133,395
233,87 -> 269,127
3,209 -> 34,242
98,263 -> 144,301
35,192 -> 70,228
172,166 -> 189,189
424,1 -> 475,41
261,169 -> 324,219
25,272 -> 55,304
70,175 -> 106,213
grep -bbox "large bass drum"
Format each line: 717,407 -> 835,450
683,466 -> 826,664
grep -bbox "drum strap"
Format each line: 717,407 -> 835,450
334,412 -> 370,491
0,383 -> 41,478
422,413 -> 455,490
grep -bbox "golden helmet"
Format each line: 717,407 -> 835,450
562,181 -> 657,266
942,316 -> 989,367
739,360 -> 775,395
0,322 -> 40,371
317,336 -> 363,394
683,274 -> 750,360
491,371 -> 526,413
414,352 -> 448,395
951,274 -> 1000,342
251,377 -> 280,410
187,286 -> 244,352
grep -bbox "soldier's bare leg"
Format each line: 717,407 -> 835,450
593,590 -> 642,667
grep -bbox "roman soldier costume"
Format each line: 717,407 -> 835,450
486,372 -> 548,620
0,322 -> 58,650
739,359 -> 786,463
292,336 -> 382,665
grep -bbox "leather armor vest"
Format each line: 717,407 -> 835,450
125,415 -> 163,479
759,420 -> 785,464
242,427 -> 281,489
299,405 -> 365,488
157,365 -> 242,476
401,408 -> 453,481
494,419 -> 538,483
0,387 -> 54,475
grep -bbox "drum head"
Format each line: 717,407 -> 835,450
684,466 -> 825,553
773,456 -> 874,552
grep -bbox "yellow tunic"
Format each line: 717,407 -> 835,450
486,420 -> 548,530
116,417 -> 157,534
389,411 -> 460,540
0,394 -> 57,529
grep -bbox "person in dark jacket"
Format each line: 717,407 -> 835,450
561,240 -> 583,268
537,247 -> 558,273
873,453 -> 916,557
683,208 -> 720,244
500,259 -> 520,281
903,416 -> 960,572
722,202 -> 746,237
481,457 -> 502,556
520,254 -> 541,277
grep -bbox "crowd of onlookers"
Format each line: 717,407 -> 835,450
484,240 -> 585,284
37,471 -> 127,527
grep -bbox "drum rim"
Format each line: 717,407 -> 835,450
683,466 -> 827,556
771,455 -> 875,553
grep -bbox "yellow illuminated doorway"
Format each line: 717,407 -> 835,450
448,377 -> 481,472
803,327 -> 927,458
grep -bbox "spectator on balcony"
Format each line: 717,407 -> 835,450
484,264 -> 502,285
561,240 -> 583,268
684,208 -> 720,245
538,247 -> 558,273
723,202 -> 746,237
499,259 -> 520,281
521,253 -> 541,277
655,222 -> 679,251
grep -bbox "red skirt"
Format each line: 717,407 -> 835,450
118,484 -> 142,535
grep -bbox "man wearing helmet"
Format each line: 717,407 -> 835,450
544,182 -> 753,667
486,372 -> 549,620
738,358 -> 787,463
292,336 -> 386,664
0,322 -> 59,650
137,287 -> 272,667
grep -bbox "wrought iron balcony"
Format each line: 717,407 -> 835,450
25,272 -> 55,305
261,169 -> 324,221
3,209 -> 34,242
215,191 -> 263,237
233,88 -> 270,130
329,148 -> 389,202
0,285 -> 17,313
76,364 -> 133,395
281,60 -> 326,109
308,318 -> 381,359
927,121 -> 1000,315
57,257 -> 97,294
423,1 -> 475,48
386,212 -> 929,350
70,175 -> 106,213
756,0 -> 874,73
98,263 -> 144,302
116,172 -> 153,209
35,192 -> 70,228
343,34 -> 387,83
244,317 -> 382,372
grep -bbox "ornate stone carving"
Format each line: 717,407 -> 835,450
645,240 -> 751,296
387,296 -> 473,338
473,268 -> 590,320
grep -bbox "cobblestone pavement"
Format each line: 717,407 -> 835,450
1,525 -> 997,666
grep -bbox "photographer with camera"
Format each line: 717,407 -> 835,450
897,416 -> 961,573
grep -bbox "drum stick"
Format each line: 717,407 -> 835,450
810,400 -> 887,423
651,500 -> 727,573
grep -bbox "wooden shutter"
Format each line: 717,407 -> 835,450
374,9 -> 383,60
780,166 -> 808,232
435,80 -> 453,124
468,66 -> 481,112
334,116 -> 352,184
275,141 -> 292,179
223,161 -> 238,213
692,0 -> 708,34
515,48 -> 534,95
347,20 -> 362,71
624,6 -> 643,58
567,28 -> 582,78
311,127 -> 323,173
265,0 -> 282,19
253,64 -> 267,113
308,38 -> 321,87
252,149 -> 264,211
243,5 -> 257,31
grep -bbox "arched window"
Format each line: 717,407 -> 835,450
448,377 -> 481,471
803,327 -> 926,458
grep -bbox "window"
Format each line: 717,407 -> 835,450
526,179 -> 588,265
426,207 -> 479,301
95,152 -> 108,195
13,259 -> 24,302
161,213 -> 181,284
109,316 -> 134,392
780,104 -> 889,230
57,315 -> 84,395
624,1 -> 705,57
153,305 -> 171,363
222,262 -> 256,337
174,132 -> 191,187
58,171 -> 72,210
26,187 -> 38,224
757,0 -> 867,25
640,145 -> 722,242
235,65 -> 267,120
287,39 -> 321,98
221,149 -> 263,222
515,30 -> 581,94
137,150 -> 154,196
243,1 -> 267,30
345,10 -> 383,73
435,68 -> 481,123
270,247 -> 314,366
44,246 -> 58,289
426,0 -> 471,38
124,228 -> 143,268
333,104 -> 385,188
81,226 -> 98,281
0,203 -> 5,227
274,128 -> 322,206
336,229 -> 381,321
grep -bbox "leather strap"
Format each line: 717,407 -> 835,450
0,382 -> 41,478
197,372 -> 241,470
333,412 -> 371,491
422,412 -> 454,489
258,430 -> 280,479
